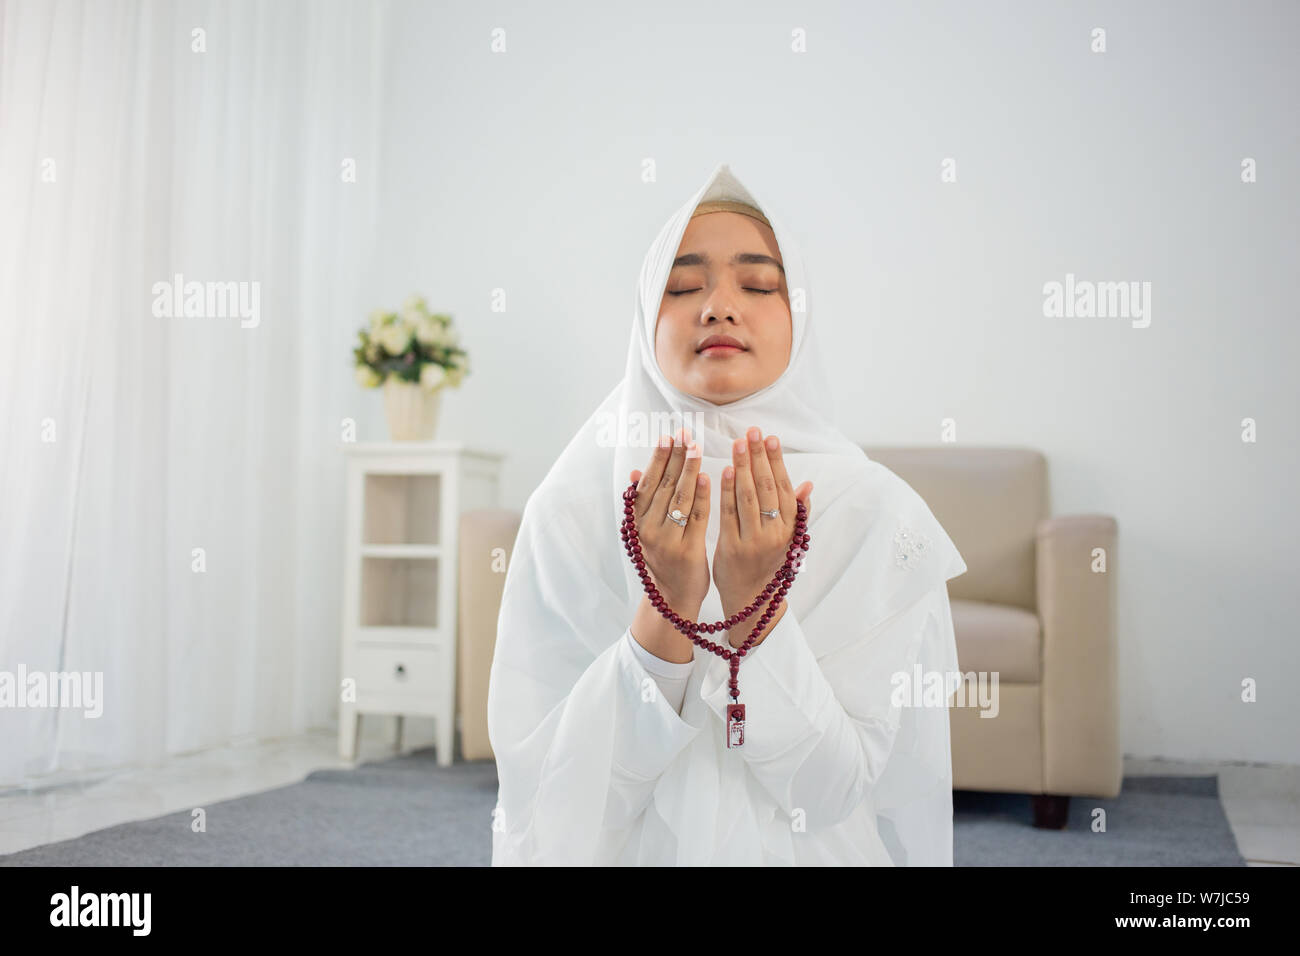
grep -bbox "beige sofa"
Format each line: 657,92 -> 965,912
457,446 -> 1121,828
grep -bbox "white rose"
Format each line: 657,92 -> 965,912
378,322 -> 413,354
368,308 -> 387,329
414,316 -> 446,347
355,365 -> 382,388
420,363 -> 446,391
402,294 -> 426,313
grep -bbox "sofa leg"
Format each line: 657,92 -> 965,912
1032,794 -> 1070,829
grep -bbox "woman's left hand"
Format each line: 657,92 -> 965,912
713,426 -> 812,629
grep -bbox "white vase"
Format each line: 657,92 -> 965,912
383,379 -> 442,440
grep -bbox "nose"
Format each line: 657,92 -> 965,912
701,297 -> 741,324
700,276 -> 748,324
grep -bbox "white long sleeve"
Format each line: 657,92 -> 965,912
489,499 -> 711,864
623,628 -> 694,714
697,584 -> 948,831
599,628 -> 703,837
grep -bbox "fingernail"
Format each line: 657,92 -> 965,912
697,474 -> 707,487
733,438 -> 746,455
766,436 -> 779,451
658,434 -> 671,448
723,465 -> 735,480
747,426 -> 761,443
686,442 -> 700,459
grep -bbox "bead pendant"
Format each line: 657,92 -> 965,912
726,703 -> 746,749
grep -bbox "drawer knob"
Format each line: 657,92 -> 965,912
394,663 -> 407,679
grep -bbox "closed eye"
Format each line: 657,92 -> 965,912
666,288 -> 778,296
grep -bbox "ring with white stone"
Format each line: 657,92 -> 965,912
760,508 -> 779,519
668,509 -> 688,527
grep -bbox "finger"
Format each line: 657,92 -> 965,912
745,426 -> 780,522
731,435 -> 759,539
762,434 -> 797,527
636,434 -> 673,520
795,481 -> 813,519
652,426 -> 691,527
793,482 -> 812,573
684,467 -> 710,552
720,463 -> 740,543
665,440 -> 702,537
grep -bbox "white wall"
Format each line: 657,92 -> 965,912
367,0 -> 1300,764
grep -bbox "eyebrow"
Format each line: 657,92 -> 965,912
671,252 -> 785,275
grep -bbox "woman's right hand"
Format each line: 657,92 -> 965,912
628,428 -> 711,616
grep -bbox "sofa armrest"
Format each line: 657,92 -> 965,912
457,508 -> 523,762
1036,514 -> 1122,798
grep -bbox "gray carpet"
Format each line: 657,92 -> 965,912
1,748 -> 1244,865
953,775 -> 1245,865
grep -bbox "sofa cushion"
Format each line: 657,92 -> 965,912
950,598 -> 1041,683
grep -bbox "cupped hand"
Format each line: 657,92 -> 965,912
628,427 -> 711,615
712,426 -> 813,622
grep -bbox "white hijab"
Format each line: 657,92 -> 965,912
489,162 -> 967,865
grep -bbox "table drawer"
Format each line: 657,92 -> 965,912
356,645 -> 443,701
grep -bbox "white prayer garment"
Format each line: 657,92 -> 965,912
487,162 -> 968,866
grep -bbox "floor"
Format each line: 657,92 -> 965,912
1,731 -> 1296,865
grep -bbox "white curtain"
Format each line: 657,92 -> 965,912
0,0 -> 387,785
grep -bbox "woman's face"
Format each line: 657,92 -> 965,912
654,211 -> 792,405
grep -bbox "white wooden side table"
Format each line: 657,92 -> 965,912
339,441 -> 504,765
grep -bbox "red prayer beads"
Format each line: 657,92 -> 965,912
620,481 -> 811,747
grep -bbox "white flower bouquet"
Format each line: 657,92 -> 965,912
352,295 -> 470,391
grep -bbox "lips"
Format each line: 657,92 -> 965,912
697,334 -> 746,353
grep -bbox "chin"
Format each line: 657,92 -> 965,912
690,379 -> 751,405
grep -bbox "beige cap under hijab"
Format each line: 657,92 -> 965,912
689,198 -> 772,228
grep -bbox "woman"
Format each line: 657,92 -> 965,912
487,162 -> 967,866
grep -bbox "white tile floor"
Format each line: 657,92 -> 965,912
1,732 -> 1296,864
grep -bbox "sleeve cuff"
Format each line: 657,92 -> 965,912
624,628 -> 696,678
624,629 -> 693,714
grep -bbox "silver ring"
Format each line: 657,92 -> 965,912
760,508 -> 779,519
668,509 -> 688,527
